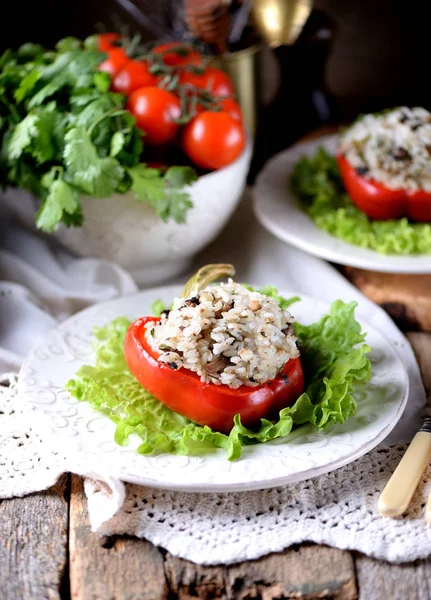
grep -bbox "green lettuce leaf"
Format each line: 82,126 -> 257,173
151,298 -> 167,316
242,284 -> 300,310
67,292 -> 371,460
291,147 -> 431,255
67,317 -> 239,459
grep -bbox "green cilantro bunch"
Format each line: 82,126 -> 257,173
0,37 -> 197,232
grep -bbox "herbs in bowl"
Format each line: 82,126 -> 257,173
291,107 -> 431,255
67,263 -> 372,460
0,35 -> 251,282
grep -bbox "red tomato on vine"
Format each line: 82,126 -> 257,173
183,111 -> 246,170
128,87 -> 181,146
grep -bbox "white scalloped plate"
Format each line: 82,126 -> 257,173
18,286 -> 409,492
253,135 -> 431,274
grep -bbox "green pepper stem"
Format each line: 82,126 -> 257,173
181,264 -> 236,298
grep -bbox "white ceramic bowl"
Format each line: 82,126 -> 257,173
51,140 -> 252,285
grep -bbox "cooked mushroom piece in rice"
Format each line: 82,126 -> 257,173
145,280 -> 300,389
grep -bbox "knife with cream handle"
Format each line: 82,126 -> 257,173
378,418 -> 431,517
426,482 -> 431,524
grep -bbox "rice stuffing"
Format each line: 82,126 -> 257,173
145,280 -> 300,389
338,106 -> 431,191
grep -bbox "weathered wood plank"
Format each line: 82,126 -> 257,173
164,556 -> 229,600
69,475 -> 167,600
356,556 -> 431,600
165,545 -> 357,600
345,270 -> 431,333
0,475 -> 68,600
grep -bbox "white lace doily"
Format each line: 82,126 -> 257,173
0,374 -> 65,498
2,374 -> 431,565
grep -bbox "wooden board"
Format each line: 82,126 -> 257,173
69,476 -> 168,600
165,546 -> 357,600
356,555 -> 431,600
344,268 -> 431,333
0,475 -> 68,600
68,475 -> 356,599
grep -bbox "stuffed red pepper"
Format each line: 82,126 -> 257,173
337,107 -> 431,222
125,265 -> 304,433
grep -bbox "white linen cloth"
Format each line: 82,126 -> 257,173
0,189 -> 429,565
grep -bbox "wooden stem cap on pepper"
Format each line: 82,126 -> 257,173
181,263 -> 235,298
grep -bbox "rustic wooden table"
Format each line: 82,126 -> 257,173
1,331 -> 430,600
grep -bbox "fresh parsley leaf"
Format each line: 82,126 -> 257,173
128,164 -> 167,212
0,49 -> 14,69
28,71 -> 69,108
7,107 -> 62,164
164,165 -> 197,187
74,95 -> 122,131
63,126 -> 124,197
69,91 -> 101,108
36,176 -> 80,232
17,43 -> 45,60
164,166 -> 196,223
14,70 -> 41,102
37,51 -> 72,82
110,131 -> 125,157
115,113 -> 143,167
28,49 -> 105,108
56,37 -> 82,53
31,108 -> 61,163
83,35 -> 100,52
128,164 -> 195,223
62,202 -> 83,227
93,71 -> 111,93
8,113 -> 39,159
65,50 -> 106,81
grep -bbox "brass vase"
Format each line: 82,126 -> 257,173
210,44 -> 261,138
251,0 -> 313,48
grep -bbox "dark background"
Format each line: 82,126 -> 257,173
2,0 -> 430,171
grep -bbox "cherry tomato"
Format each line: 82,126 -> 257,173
125,317 -> 305,433
112,60 -> 158,95
98,48 -> 130,78
337,155 -> 431,221
216,97 -> 242,121
152,41 -> 202,67
97,32 -> 121,52
179,67 -> 234,97
128,87 -> 181,146
193,97 -> 242,122
183,111 -> 246,170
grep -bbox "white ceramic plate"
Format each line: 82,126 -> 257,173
253,135 -> 431,274
18,286 -> 409,493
